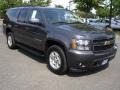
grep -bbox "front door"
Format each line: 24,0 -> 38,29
23,9 -> 47,51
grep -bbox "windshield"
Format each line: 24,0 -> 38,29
44,9 -> 83,24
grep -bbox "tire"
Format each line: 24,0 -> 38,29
105,25 -> 111,29
105,26 -> 109,29
7,32 -> 16,49
46,45 -> 67,75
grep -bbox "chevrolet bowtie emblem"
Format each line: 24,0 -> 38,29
104,41 -> 111,45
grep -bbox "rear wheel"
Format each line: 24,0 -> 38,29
7,32 -> 16,49
47,45 -> 67,75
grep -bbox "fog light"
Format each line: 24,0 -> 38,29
79,63 -> 86,67
114,45 -> 118,49
82,65 -> 85,67
79,63 -> 82,66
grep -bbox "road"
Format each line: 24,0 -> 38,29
0,26 -> 120,90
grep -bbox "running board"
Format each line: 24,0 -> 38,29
16,43 -> 45,57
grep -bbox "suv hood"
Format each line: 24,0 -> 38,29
57,23 -> 115,40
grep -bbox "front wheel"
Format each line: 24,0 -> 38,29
46,45 -> 67,75
7,32 -> 16,49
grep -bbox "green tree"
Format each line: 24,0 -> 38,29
112,0 -> 120,16
96,6 -> 110,18
74,0 -> 101,13
0,0 -> 51,18
75,10 -> 95,18
0,0 -> 22,18
102,0 -> 120,17
74,0 -> 103,22
30,0 -> 51,6
55,5 -> 64,8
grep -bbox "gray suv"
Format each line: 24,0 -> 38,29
3,7 -> 117,75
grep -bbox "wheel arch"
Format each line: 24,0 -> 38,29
45,39 -> 68,59
5,28 -> 12,35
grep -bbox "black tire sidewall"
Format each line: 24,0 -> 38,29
47,45 -> 67,75
7,32 -> 16,49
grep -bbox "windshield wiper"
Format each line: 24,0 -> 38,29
52,21 -> 69,24
68,21 -> 83,24
52,21 -> 84,24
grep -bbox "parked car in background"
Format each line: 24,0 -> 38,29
111,19 -> 120,30
89,19 -> 120,30
88,19 -> 108,30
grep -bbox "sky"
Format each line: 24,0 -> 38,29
23,0 -> 96,13
50,0 -> 96,13
50,0 -> 76,10
23,0 -> 74,9
51,0 -> 70,8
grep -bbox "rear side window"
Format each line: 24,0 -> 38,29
18,8 -> 29,23
7,8 -> 20,21
28,9 -> 42,22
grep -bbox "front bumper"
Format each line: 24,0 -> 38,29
67,46 -> 117,70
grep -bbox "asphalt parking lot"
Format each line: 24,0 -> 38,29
0,25 -> 120,90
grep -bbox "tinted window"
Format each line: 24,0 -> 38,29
18,8 -> 29,23
105,20 -> 109,23
44,9 -> 82,24
7,8 -> 20,21
28,9 -> 42,22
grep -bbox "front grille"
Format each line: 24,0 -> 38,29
93,38 -> 115,51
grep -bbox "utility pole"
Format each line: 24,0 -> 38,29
109,0 -> 112,27
68,0 -> 73,10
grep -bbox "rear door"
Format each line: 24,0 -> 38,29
3,8 -> 20,35
14,8 -> 31,45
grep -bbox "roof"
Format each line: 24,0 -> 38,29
9,6 -> 64,10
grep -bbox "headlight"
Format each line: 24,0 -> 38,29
71,39 -> 91,51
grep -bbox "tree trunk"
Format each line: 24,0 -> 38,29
85,13 -> 88,24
